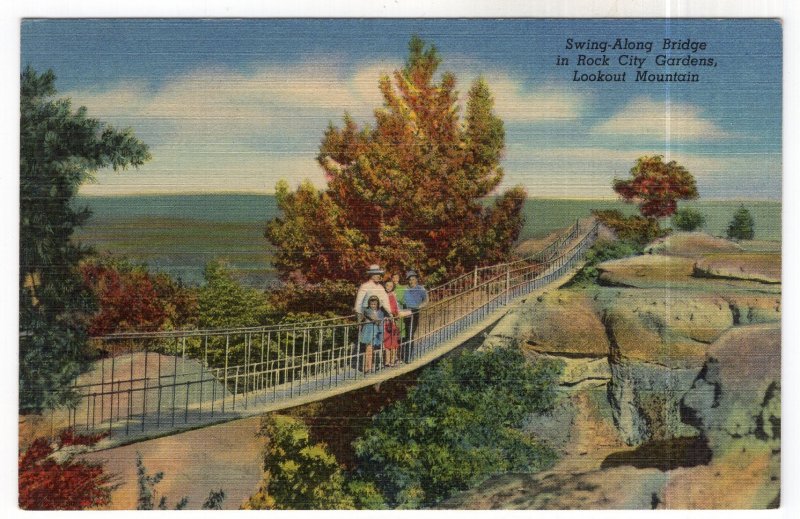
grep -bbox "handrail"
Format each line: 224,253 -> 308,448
67,219 -> 600,439
90,219 -> 589,341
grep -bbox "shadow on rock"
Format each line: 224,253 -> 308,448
600,436 -> 712,472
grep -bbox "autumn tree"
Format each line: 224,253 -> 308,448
613,155 -> 698,219
266,36 -> 526,285
20,67 -> 150,413
81,256 -> 198,336
19,430 -> 115,510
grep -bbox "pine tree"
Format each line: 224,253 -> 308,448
726,205 -> 755,240
19,66 -> 150,413
266,36 -> 526,285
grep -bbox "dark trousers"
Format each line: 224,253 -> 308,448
402,310 -> 420,362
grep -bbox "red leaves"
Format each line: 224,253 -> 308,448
81,258 -> 198,335
613,155 -> 699,219
58,428 -> 109,447
19,430 -> 114,510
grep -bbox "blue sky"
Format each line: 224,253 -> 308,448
21,19 -> 782,199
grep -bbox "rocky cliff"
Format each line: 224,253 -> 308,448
446,232 -> 780,509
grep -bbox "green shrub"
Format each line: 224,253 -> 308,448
244,415 -> 385,510
726,206 -> 755,240
571,239 -> 641,285
592,209 -> 668,246
671,208 -> 706,231
352,348 -> 561,507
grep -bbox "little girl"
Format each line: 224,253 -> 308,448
359,295 -> 384,372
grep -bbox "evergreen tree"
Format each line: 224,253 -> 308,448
726,205 -> 755,240
266,36 -> 526,285
19,67 -> 150,413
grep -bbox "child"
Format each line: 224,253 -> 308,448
359,295 -> 384,372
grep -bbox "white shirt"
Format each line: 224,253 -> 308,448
354,280 -> 393,315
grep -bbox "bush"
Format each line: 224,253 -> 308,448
570,239 -> 641,285
19,430 -> 114,510
352,348 -> 561,507
592,209 -> 668,246
244,415 -> 384,510
671,208 -> 706,231
81,255 -> 199,335
199,261 -> 273,329
726,206 -> 755,240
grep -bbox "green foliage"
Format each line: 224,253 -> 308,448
202,489 -> 226,510
135,452 -> 165,510
570,239 -> 641,285
352,348 -> 561,507
346,479 -> 388,510
612,155 -> 698,218
198,260 -> 272,329
244,415 -> 367,510
266,36 -> 525,287
671,208 -> 706,231
19,66 -> 150,413
592,209 -> 668,246
726,205 -> 755,240
268,275 -> 356,315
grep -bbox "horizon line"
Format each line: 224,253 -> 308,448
75,191 -> 783,203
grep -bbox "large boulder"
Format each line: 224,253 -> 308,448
681,323 -> 780,446
597,253 -> 781,293
676,323 -> 781,508
597,255 -> 696,289
483,290 -> 609,357
598,288 -> 733,367
722,293 -> 781,325
693,252 -> 781,284
644,232 -> 743,257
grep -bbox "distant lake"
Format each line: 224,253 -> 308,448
74,194 -> 781,288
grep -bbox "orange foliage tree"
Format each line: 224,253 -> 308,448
613,155 -> 698,218
266,36 -> 526,285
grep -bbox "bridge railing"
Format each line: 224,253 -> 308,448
426,219 -> 581,303
66,220 -> 598,437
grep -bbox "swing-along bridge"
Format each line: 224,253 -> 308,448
60,219 -> 600,447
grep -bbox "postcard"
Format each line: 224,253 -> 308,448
18,17 -> 782,510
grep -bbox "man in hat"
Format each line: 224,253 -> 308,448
354,264 -> 395,319
401,269 -> 428,362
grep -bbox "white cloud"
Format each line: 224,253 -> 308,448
69,60 -> 594,195
591,97 -> 730,141
80,145 -> 324,195
486,75 -> 588,122
69,62 -> 399,195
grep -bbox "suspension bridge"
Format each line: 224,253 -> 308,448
58,219 -> 600,447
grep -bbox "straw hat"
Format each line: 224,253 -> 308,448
405,269 -> 419,280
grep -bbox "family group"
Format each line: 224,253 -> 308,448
353,264 -> 429,372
